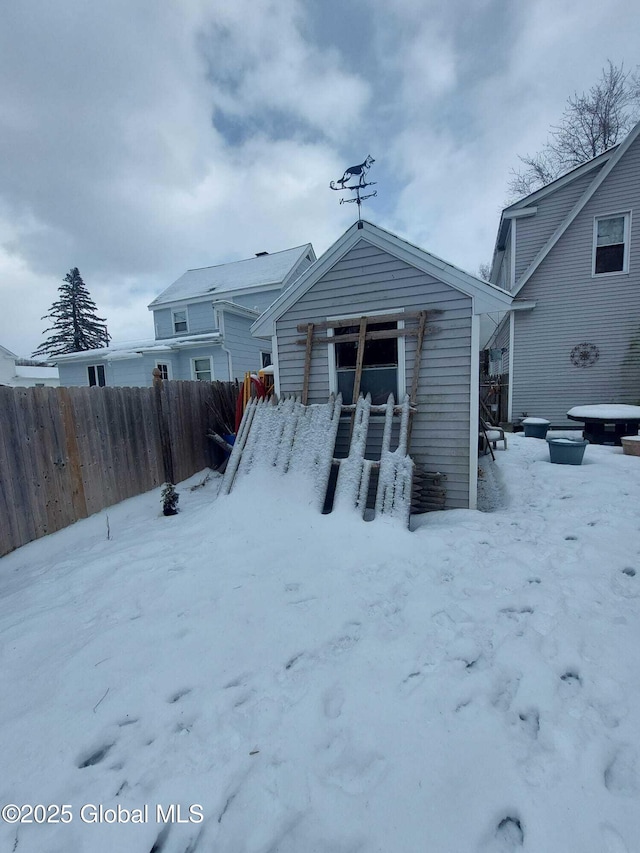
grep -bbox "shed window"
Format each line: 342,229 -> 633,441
87,364 -> 106,387
334,321 -> 399,405
594,214 -> 630,275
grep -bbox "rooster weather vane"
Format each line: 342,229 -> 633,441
330,155 -> 377,225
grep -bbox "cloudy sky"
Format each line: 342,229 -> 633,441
1,0 -> 639,357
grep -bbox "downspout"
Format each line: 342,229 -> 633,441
218,310 -> 234,381
469,312 -> 480,510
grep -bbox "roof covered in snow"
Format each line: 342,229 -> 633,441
54,333 -> 222,363
149,244 -> 315,309
14,366 -> 59,380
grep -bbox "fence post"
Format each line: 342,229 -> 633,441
153,369 -> 175,484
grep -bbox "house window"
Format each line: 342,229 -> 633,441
156,362 -> 171,380
593,213 -> 630,275
191,357 -> 213,381
332,320 -> 401,405
261,351 -> 272,369
87,364 -> 106,387
172,309 -> 188,334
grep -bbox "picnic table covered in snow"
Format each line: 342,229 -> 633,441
567,404 -> 640,445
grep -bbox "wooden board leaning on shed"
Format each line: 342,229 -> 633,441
220,392 -> 446,524
296,310 -> 440,406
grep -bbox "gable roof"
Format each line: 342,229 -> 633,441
0,344 -> 18,359
148,244 -> 315,309
495,118 -> 640,296
252,220 -> 512,338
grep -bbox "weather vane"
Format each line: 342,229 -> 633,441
330,155 -> 377,226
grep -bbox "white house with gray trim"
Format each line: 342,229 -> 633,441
252,221 -> 512,510
486,119 -> 640,427
56,245 -> 316,387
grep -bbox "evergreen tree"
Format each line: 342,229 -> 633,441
32,268 -> 110,357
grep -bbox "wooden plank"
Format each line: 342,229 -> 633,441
36,386 -> 69,535
340,402 -> 418,414
0,387 -> 25,555
13,387 -> 44,542
301,323 -> 314,405
295,327 -> 424,346
154,377 -> 175,484
296,310 -> 428,333
410,311 -> 428,404
348,318 -> 368,439
58,386 -> 88,522
351,318 -> 368,405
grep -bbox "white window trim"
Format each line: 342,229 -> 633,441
592,211 -> 631,277
87,364 -> 106,387
327,308 -> 406,402
155,361 -> 172,380
172,307 -> 189,334
191,355 -> 214,381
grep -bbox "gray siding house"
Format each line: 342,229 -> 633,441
252,221 -> 512,509
486,119 -> 640,426
56,245 -> 316,387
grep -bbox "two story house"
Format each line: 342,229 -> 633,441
485,119 -> 640,427
56,245 -> 316,387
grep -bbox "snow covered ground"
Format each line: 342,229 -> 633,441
1,434 -> 640,852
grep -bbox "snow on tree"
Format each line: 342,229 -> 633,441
32,268 -> 110,357
509,61 -> 640,199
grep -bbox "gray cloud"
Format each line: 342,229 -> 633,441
1,0 -> 638,355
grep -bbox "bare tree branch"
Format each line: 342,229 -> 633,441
508,61 -> 640,200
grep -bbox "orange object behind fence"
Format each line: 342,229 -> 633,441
234,372 -> 267,432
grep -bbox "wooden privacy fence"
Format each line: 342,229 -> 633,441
0,380 -> 237,557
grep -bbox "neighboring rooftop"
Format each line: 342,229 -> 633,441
53,333 -> 222,363
14,365 -> 59,380
149,244 -> 315,308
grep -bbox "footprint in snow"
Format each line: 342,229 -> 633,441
559,671 -> 582,697
518,708 -> 540,740
77,742 -> 115,768
320,742 -> 387,795
604,745 -> 639,796
491,673 -> 521,713
611,568 -> 640,599
479,815 -> 524,851
499,606 -> 534,621
400,670 -> 424,696
600,823 -> 630,853
168,688 -> 192,704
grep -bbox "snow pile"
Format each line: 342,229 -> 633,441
1,437 -> 640,852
